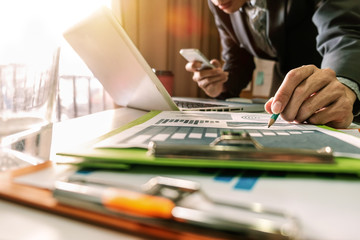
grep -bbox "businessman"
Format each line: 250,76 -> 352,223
185,0 -> 360,128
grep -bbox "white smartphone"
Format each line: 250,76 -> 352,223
179,48 -> 215,70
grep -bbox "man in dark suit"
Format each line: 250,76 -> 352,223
185,0 -> 360,128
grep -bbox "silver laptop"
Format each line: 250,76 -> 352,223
63,6 -> 264,112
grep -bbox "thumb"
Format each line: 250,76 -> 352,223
210,59 -> 222,68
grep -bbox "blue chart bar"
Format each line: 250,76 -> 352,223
234,171 -> 263,191
213,170 -> 263,191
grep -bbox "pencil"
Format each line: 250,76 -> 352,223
103,187 -> 175,218
267,113 -> 279,128
54,181 -> 175,219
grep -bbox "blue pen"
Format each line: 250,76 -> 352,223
267,113 -> 279,128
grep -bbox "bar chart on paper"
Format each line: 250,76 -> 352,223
96,111 -> 360,158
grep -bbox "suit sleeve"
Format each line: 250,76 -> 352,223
208,1 -> 255,99
313,0 -> 360,114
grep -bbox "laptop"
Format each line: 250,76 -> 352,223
63,6 -> 264,112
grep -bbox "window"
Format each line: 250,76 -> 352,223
0,0 -> 114,121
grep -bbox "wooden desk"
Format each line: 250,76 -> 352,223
0,199 -> 145,240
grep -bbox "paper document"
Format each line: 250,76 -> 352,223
95,111 -> 360,159
65,166 -> 360,240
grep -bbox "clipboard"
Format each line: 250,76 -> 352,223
148,131 -> 334,164
57,111 -> 360,175
0,163 -> 251,240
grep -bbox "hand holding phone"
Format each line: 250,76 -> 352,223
179,48 -> 215,70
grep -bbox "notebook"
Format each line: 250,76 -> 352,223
63,6 -> 264,113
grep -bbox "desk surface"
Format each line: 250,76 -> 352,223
0,108 -> 149,240
0,199 -> 145,240
1,108 -> 360,240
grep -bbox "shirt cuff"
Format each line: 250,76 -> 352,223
337,77 -> 360,116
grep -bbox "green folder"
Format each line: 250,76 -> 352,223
57,111 -> 360,176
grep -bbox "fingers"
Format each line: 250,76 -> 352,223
201,80 -> 227,98
194,73 -> 221,89
210,59 -> 222,68
306,97 -> 354,128
270,64 -> 356,128
184,59 -> 228,97
185,61 -> 203,72
305,82 -> 355,128
282,67 -> 336,122
185,59 -> 222,72
193,70 -> 228,97
291,77 -> 337,123
272,65 -> 317,114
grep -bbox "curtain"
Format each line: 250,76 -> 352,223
112,0 -> 220,98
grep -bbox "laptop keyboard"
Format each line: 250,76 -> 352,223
173,100 -> 225,109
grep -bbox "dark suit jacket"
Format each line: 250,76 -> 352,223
208,0 -> 360,104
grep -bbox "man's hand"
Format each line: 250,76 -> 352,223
264,65 -> 356,128
185,59 -> 228,98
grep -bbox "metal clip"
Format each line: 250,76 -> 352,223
142,176 -> 301,240
148,130 -> 334,164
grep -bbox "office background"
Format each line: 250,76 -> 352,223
0,0 -> 273,121
113,0 -> 221,98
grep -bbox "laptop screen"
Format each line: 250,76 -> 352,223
63,6 -> 178,111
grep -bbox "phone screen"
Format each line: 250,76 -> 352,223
179,48 -> 215,69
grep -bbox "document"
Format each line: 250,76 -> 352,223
95,111 -> 360,159
65,166 -> 360,240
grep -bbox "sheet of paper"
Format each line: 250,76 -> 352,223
67,167 -> 360,240
95,111 -> 360,159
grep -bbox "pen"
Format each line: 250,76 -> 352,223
267,113 -> 279,128
54,181 -> 175,219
